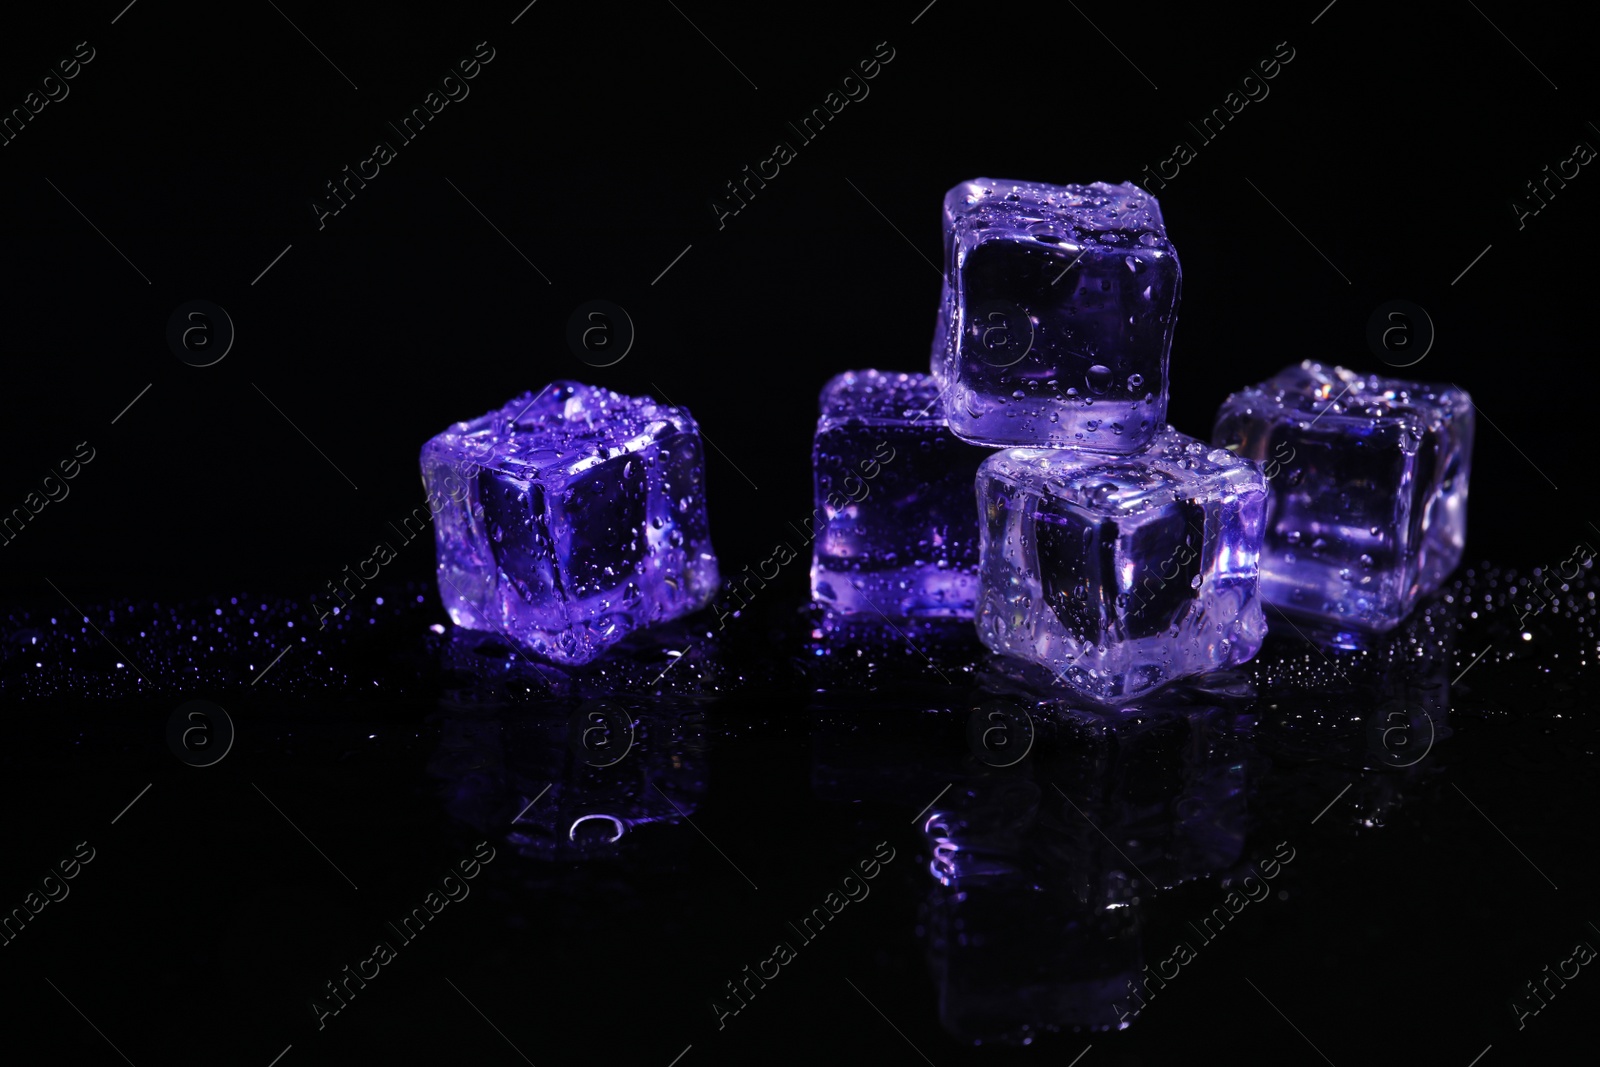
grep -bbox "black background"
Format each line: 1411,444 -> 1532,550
2,2 -> 1597,1065
1,0 -> 1591,593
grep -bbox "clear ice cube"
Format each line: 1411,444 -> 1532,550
931,178 -> 1180,452
976,428 -> 1266,703
421,381 -> 719,665
810,370 -> 990,619
1211,361 -> 1473,632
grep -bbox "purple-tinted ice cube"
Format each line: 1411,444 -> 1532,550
976,428 -> 1266,703
1212,360 -> 1473,633
421,381 -> 719,665
931,178 -> 1180,452
810,370 -> 989,619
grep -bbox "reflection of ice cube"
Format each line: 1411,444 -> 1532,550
1213,360 -> 1473,631
931,178 -> 1180,452
810,370 -> 989,619
977,429 -> 1267,703
917,703 -> 1250,1041
421,381 -> 719,665
428,692 -> 706,863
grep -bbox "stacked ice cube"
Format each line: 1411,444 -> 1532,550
948,180 -> 1272,701
806,179 -> 1241,703
811,178 -> 1267,702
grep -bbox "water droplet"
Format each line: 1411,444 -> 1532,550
1127,373 -> 1144,389
1086,365 -> 1113,394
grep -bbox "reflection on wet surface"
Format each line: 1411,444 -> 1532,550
2,561 -> 1591,1053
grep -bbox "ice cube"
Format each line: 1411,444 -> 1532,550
810,370 -> 990,619
421,381 -> 719,665
976,428 -> 1266,702
1212,361 -> 1473,632
931,178 -> 1180,452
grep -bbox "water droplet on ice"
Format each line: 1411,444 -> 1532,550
1086,365 -> 1113,393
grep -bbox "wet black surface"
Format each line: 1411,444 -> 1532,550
2,562 -> 1595,1065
